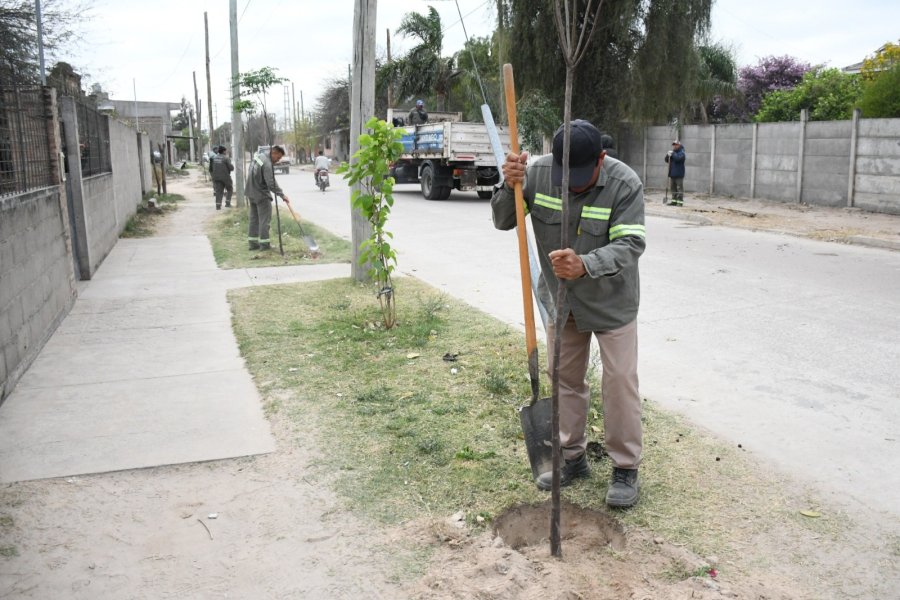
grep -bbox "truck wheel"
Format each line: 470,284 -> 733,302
421,165 -> 443,200
477,190 -> 493,199
438,186 -> 452,200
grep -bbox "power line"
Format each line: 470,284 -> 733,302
146,31 -> 196,89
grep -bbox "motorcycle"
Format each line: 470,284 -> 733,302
316,169 -> 330,192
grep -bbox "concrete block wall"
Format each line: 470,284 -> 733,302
645,125 -> 678,189
855,119 -> 900,215
714,124 -> 754,198
81,173 -> 117,275
754,122 -> 800,203
109,117 -> 143,227
617,115 -> 900,215
681,125 -> 713,195
0,188 -> 77,401
802,121 -> 851,207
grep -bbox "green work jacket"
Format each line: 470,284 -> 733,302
245,152 -> 284,203
491,154 -> 646,332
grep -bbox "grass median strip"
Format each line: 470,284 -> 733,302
207,206 -> 351,269
229,277 -> 842,566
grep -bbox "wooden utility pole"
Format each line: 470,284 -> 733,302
230,0 -> 245,207
386,28 -> 392,108
349,0 -> 377,282
192,71 -> 201,160
205,11 -> 215,154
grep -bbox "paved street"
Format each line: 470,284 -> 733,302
281,169 -> 900,522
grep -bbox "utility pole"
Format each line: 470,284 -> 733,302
193,71 -> 201,161
230,0 -> 245,207
386,28 -> 392,108
205,11 -> 215,155
350,0 -> 377,281
300,90 -> 304,121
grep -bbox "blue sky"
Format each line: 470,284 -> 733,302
62,0 -> 899,126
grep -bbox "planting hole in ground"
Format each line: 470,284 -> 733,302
493,499 -> 626,551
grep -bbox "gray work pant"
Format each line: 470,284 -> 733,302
248,197 -> 273,246
213,178 -> 233,206
669,177 -> 684,203
546,315 -> 642,469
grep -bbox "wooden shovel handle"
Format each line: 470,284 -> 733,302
502,64 -> 538,358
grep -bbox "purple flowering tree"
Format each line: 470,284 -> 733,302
734,55 -> 812,120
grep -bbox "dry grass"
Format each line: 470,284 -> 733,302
228,277 -> 900,597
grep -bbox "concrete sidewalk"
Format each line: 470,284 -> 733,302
0,173 -> 348,483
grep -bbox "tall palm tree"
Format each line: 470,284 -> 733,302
392,6 -> 456,110
692,43 -> 738,123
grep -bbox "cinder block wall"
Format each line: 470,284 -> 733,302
0,188 -> 77,401
645,126 -> 677,189
109,118 -> 143,223
715,124 -> 754,198
681,125 -> 712,194
81,173 -> 117,275
754,122 -> 800,203
617,116 -> 900,215
855,119 -> 900,215
802,121 -> 851,207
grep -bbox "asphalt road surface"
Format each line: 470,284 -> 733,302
280,171 -> 900,523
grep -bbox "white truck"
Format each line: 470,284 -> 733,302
387,109 -> 511,200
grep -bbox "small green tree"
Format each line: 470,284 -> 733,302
338,118 -> 405,329
234,67 -> 286,147
858,63 -> 900,118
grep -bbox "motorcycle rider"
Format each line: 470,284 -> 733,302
314,150 -> 331,187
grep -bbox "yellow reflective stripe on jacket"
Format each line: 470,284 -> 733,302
534,193 -> 562,210
608,224 -> 646,240
581,206 -> 611,220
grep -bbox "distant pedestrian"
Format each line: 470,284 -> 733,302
408,99 -> 428,125
664,140 -> 686,206
600,133 -> 617,159
209,145 -> 234,210
151,149 -> 164,195
245,145 -> 290,251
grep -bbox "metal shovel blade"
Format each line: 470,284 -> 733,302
520,397 -> 554,480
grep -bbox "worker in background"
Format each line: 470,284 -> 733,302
209,145 -> 234,210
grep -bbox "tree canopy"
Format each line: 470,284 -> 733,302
755,67 -> 861,122
0,0 -> 85,83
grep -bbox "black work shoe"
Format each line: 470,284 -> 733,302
259,242 -> 271,251
216,204 -> 222,210
248,242 -> 260,250
535,453 -> 590,491
606,467 -> 640,508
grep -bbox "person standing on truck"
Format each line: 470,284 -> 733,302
209,145 -> 234,210
491,119 -> 646,508
408,99 -> 428,125
245,145 -> 290,251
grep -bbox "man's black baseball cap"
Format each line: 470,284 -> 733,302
551,119 -> 604,188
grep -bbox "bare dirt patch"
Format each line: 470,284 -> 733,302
644,190 -> 900,247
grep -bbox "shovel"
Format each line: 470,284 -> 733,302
502,64 -> 554,482
283,201 -> 320,255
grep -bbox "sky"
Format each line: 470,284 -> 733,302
58,0 -> 900,130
